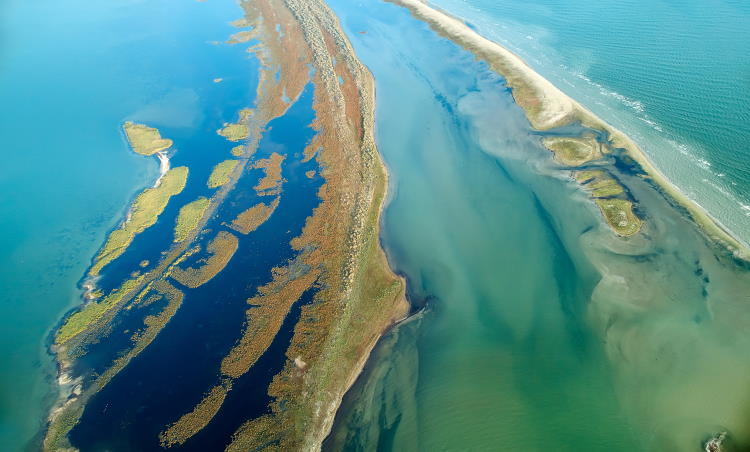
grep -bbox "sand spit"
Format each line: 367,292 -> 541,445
215,0 -> 409,451
390,0 -> 749,259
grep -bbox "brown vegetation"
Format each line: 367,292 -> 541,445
159,381 -> 232,447
253,152 -> 285,195
171,231 -> 239,288
227,197 -> 280,234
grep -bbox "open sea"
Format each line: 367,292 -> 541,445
427,0 -> 750,245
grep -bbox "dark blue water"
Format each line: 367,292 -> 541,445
0,0 -> 266,447
68,83 -> 323,451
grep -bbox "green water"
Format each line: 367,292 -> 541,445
325,0 -> 750,450
430,0 -> 750,246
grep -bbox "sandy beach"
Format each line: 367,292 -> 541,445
391,0 -> 749,259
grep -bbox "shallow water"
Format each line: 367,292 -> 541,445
326,0 -> 750,450
427,0 -> 750,246
0,0 -> 259,448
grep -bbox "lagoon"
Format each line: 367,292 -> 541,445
0,0 -> 258,448
326,0 -> 750,450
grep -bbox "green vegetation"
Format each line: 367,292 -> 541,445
575,170 -> 604,184
595,198 -> 643,236
47,281 -> 185,450
90,167 -> 188,275
123,122 -> 173,155
217,123 -> 249,142
208,160 -> 240,188
588,178 -> 624,198
574,170 -> 639,235
543,135 -> 601,166
576,170 -> 624,198
230,145 -> 246,157
230,17 -> 252,28
56,276 -> 144,345
174,197 -> 211,242
239,108 -> 254,121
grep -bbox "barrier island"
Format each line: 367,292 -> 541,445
43,0 -> 407,450
388,0 -> 748,253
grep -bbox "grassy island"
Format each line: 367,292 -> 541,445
228,198 -> 279,234
90,167 -> 188,275
207,159 -> 240,188
217,123 -> 249,142
595,198 -> 642,236
543,135 -> 602,167
160,383 -> 232,447
173,197 -> 210,242
576,170 -> 625,198
123,121 -> 173,156
56,276 -> 144,345
171,231 -> 239,288
253,152 -> 285,195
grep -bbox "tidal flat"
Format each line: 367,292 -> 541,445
325,0 -> 750,450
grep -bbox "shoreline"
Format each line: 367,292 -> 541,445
389,0 -> 749,260
278,1 -> 411,449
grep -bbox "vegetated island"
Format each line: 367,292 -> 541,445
388,0 -> 749,254
47,107 -> 258,450
208,159 -> 240,188
43,0 -> 408,450
123,121 -> 173,156
89,166 -> 188,275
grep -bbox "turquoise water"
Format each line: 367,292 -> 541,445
326,0 -> 750,450
427,0 -> 750,245
0,0 -> 257,448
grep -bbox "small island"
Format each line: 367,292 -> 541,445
207,159 -> 240,188
173,197 -> 211,242
542,135 -> 602,167
123,121 -> 173,156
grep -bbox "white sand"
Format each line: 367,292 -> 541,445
393,0 -> 749,258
